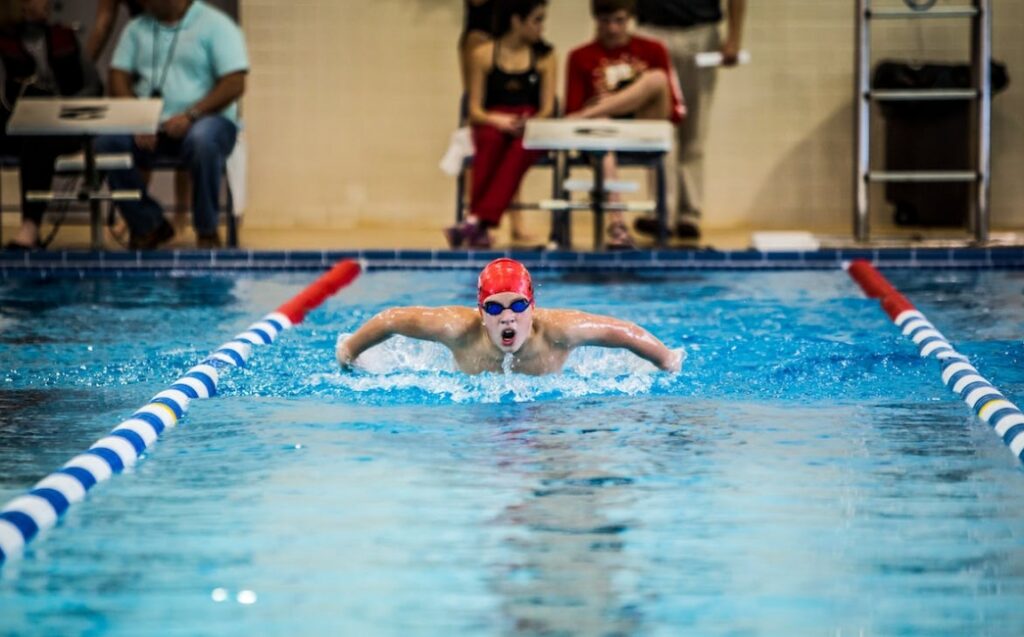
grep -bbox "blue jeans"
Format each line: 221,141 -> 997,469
96,115 -> 237,237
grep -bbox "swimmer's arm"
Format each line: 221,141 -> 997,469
337,307 -> 468,368
563,312 -> 681,372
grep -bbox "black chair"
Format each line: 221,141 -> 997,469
145,155 -> 239,248
1,154 -> 239,248
454,96 -> 564,244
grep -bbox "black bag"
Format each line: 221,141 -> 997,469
872,60 -> 1009,226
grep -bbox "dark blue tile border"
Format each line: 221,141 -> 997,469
432,251 -> 473,262
395,250 -> 434,261
950,248 -> 991,263
913,248 -> 952,263
727,250 -> 765,262
542,251 -> 581,263
1,246 -> 1023,276
101,251 -> 142,263
761,251 -> 804,262
990,248 -> 1023,265
802,249 -> 841,263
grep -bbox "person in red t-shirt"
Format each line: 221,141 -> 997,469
565,0 -> 685,248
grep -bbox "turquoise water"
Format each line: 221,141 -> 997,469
1,268 -> 1023,635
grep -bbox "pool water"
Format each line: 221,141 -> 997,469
1,268 -> 1023,636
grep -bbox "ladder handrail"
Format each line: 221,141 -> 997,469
867,88 -> 978,101
854,0 -> 991,243
974,0 -> 992,242
868,6 -> 979,19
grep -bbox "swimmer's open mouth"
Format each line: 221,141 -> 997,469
501,328 -> 516,346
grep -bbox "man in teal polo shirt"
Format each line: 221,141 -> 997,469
96,0 -> 248,249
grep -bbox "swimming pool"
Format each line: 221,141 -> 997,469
2,256 -> 1023,635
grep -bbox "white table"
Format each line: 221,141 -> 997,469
6,98 -> 162,249
524,118 -> 673,250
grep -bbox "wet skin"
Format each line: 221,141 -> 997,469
338,292 -> 681,376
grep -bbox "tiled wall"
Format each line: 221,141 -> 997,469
93,1 -> 1024,235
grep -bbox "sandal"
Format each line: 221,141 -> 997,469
444,221 -> 492,249
605,221 -> 636,250
444,221 -> 471,248
4,240 -> 43,251
465,223 -> 492,249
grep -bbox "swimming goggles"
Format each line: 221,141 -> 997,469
481,299 -> 531,315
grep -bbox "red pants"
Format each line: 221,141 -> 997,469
470,105 -> 542,226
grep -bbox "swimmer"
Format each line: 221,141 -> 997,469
337,258 -> 682,375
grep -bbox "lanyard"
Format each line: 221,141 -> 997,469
150,22 -> 182,98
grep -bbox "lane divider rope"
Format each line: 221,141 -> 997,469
846,259 -> 1024,463
0,259 -> 362,565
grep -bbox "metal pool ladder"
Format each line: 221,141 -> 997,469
854,0 -> 992,242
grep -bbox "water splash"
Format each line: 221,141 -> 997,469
311,334 -> 685,404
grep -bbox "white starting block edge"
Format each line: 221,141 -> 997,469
751,231 -> 821,252
54,153 -> 133,173
563,178 -> 640,194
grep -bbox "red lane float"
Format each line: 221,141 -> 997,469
846,259 -> 914,320
276,259 -> 362,324
846,259 -> 1024,464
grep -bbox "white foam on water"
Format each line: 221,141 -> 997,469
320,334 -> 685,404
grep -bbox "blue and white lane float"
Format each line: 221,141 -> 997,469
0,259 -> 362,565
847,259 -> 1024,463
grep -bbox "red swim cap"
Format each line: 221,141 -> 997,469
477,258 -> 534,306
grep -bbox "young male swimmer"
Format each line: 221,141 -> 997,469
337,258 -> 682,375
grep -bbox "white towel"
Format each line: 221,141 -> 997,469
439,127 -> 474,177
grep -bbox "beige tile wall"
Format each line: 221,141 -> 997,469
237,0 -> 1024,233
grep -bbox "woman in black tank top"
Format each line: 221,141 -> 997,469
444,0 -> 557,249
484,42 -> 541,110
459,0 -> 540,245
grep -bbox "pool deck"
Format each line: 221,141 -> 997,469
3,222 -> 1024,272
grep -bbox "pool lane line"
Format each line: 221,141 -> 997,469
0,259 -> 362,566
846,259 -> 1024,464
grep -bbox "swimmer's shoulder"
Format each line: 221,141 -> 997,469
380,305 -> 479,344
434,306 -> 484,342
533,308 -> 597,345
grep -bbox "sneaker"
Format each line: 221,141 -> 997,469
443,222 -> 468,248
128,219 -> 175,250
675,217 -> 701,239
632,216 -> 661,238
444,221 -> 492,249
196,232 -> 222,249
465,223 -> 492,249
605,221 -> 636,250
632,215 -> 702,240
3,240 -> 42,251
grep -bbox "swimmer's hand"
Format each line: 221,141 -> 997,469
336,336 -> 355,371
659,349 -> 683,373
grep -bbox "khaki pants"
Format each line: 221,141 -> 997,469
637,22 -> 721,227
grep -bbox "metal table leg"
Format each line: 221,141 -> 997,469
591,150 -> 606,250
83,136 -> 103,250
655,153 -> 668,247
